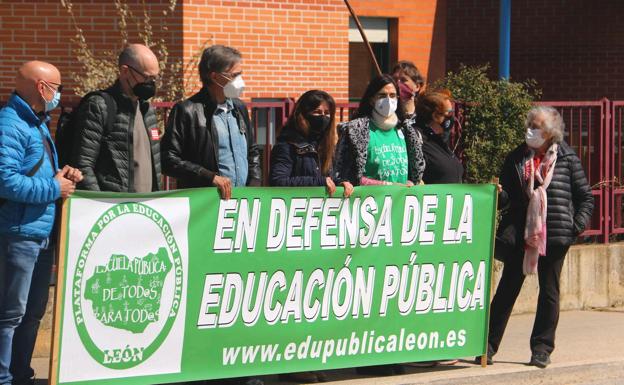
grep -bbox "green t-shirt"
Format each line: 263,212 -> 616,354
364,121 -> 408,184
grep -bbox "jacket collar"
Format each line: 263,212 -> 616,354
278,127 -> 316,147
8,92 -> 48,126
519,141 -> 574,159
107,80 -> 149,112
420,123 -> 453,153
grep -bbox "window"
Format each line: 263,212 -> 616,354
348,17 -> 398,100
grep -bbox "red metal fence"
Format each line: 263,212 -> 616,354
3,97 -> 617,242
216,98 -> 613,243
535,100 -> 607,241
150,100 -> 359,188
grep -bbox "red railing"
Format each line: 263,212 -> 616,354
535,100 -> 608,241
4,97 -> 618,242
153,100 -> 358,186
610,101 -> 624,237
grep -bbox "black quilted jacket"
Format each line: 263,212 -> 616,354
72,81 -> 161,192
161,89 -> 262,188
497,141 -> 594,248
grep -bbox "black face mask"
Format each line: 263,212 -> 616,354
307,114 -> 331,141
132,80 -> 156,101
441,115 -> 454,143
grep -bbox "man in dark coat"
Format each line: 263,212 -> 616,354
73,44 -> 162,192
161,45 -> 261,199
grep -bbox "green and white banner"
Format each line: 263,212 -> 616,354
51,185 -> 496,385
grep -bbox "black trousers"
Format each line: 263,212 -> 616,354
488,244 -> 569,356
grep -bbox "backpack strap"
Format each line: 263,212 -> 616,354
0,124 -> 49,206
85,90 -> 117,137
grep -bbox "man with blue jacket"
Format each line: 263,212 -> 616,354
0,61 -> 81,385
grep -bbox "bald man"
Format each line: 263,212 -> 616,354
0,61 -> 82,385
71,44 -> 162,192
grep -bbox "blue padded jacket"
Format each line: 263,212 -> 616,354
0,92 -> 60,239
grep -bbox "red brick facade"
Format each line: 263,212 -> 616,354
1,0 -> 443,103
3,1 -> 621,103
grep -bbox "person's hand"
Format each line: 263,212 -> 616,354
61,165 -> 83,184
491,177 -> 502,193
340,181 -> 354,198
213,175 -> 232,200
55,171 -> 76,198
325,177 -> 336,197
406,180 -> 415,187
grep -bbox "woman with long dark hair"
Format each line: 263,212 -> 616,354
334,75 -> 425,376
269,90 -> 352,383
334,74 -> 425,188
270,89 -> 353,198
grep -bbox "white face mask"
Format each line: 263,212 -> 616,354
525,128 -> 546,148
374,97 -> 398,118
222,75 -> 245,99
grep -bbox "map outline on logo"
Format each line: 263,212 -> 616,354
72,201 -> 184,370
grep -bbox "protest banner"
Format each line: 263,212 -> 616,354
50,184 -> 496,384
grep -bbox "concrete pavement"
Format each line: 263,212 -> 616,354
32,309 -> 624,385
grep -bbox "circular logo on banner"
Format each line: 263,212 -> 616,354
72,202 -> 184,369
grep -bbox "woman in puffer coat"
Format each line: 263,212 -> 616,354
269,90 -> 352,382
483,106 -> 594,369
270,89 -> 353,198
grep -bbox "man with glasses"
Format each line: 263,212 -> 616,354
0,61 -> 82,385
162,45 -> 263,385
161,44 -> 262,200
72,44 -> 162,192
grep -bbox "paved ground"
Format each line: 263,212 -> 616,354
32,309 -> 624,385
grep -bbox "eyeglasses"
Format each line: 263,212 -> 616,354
41,80 -> 63,93
220,71 -> 243,81
127,65 -> 159,83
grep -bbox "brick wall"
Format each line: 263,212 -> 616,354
348,0 -> 446,86
447,0 -> 624,101
181,0 -> 350,101
0,0 -> 183,103
0,0 -> 442,105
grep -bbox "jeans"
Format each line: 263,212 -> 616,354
488,244 -> 569,356
0,235 -> 53,385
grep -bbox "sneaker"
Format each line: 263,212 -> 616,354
474,344 -> 495,365
529,352 -> 551,368
12,376 -> 35,385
